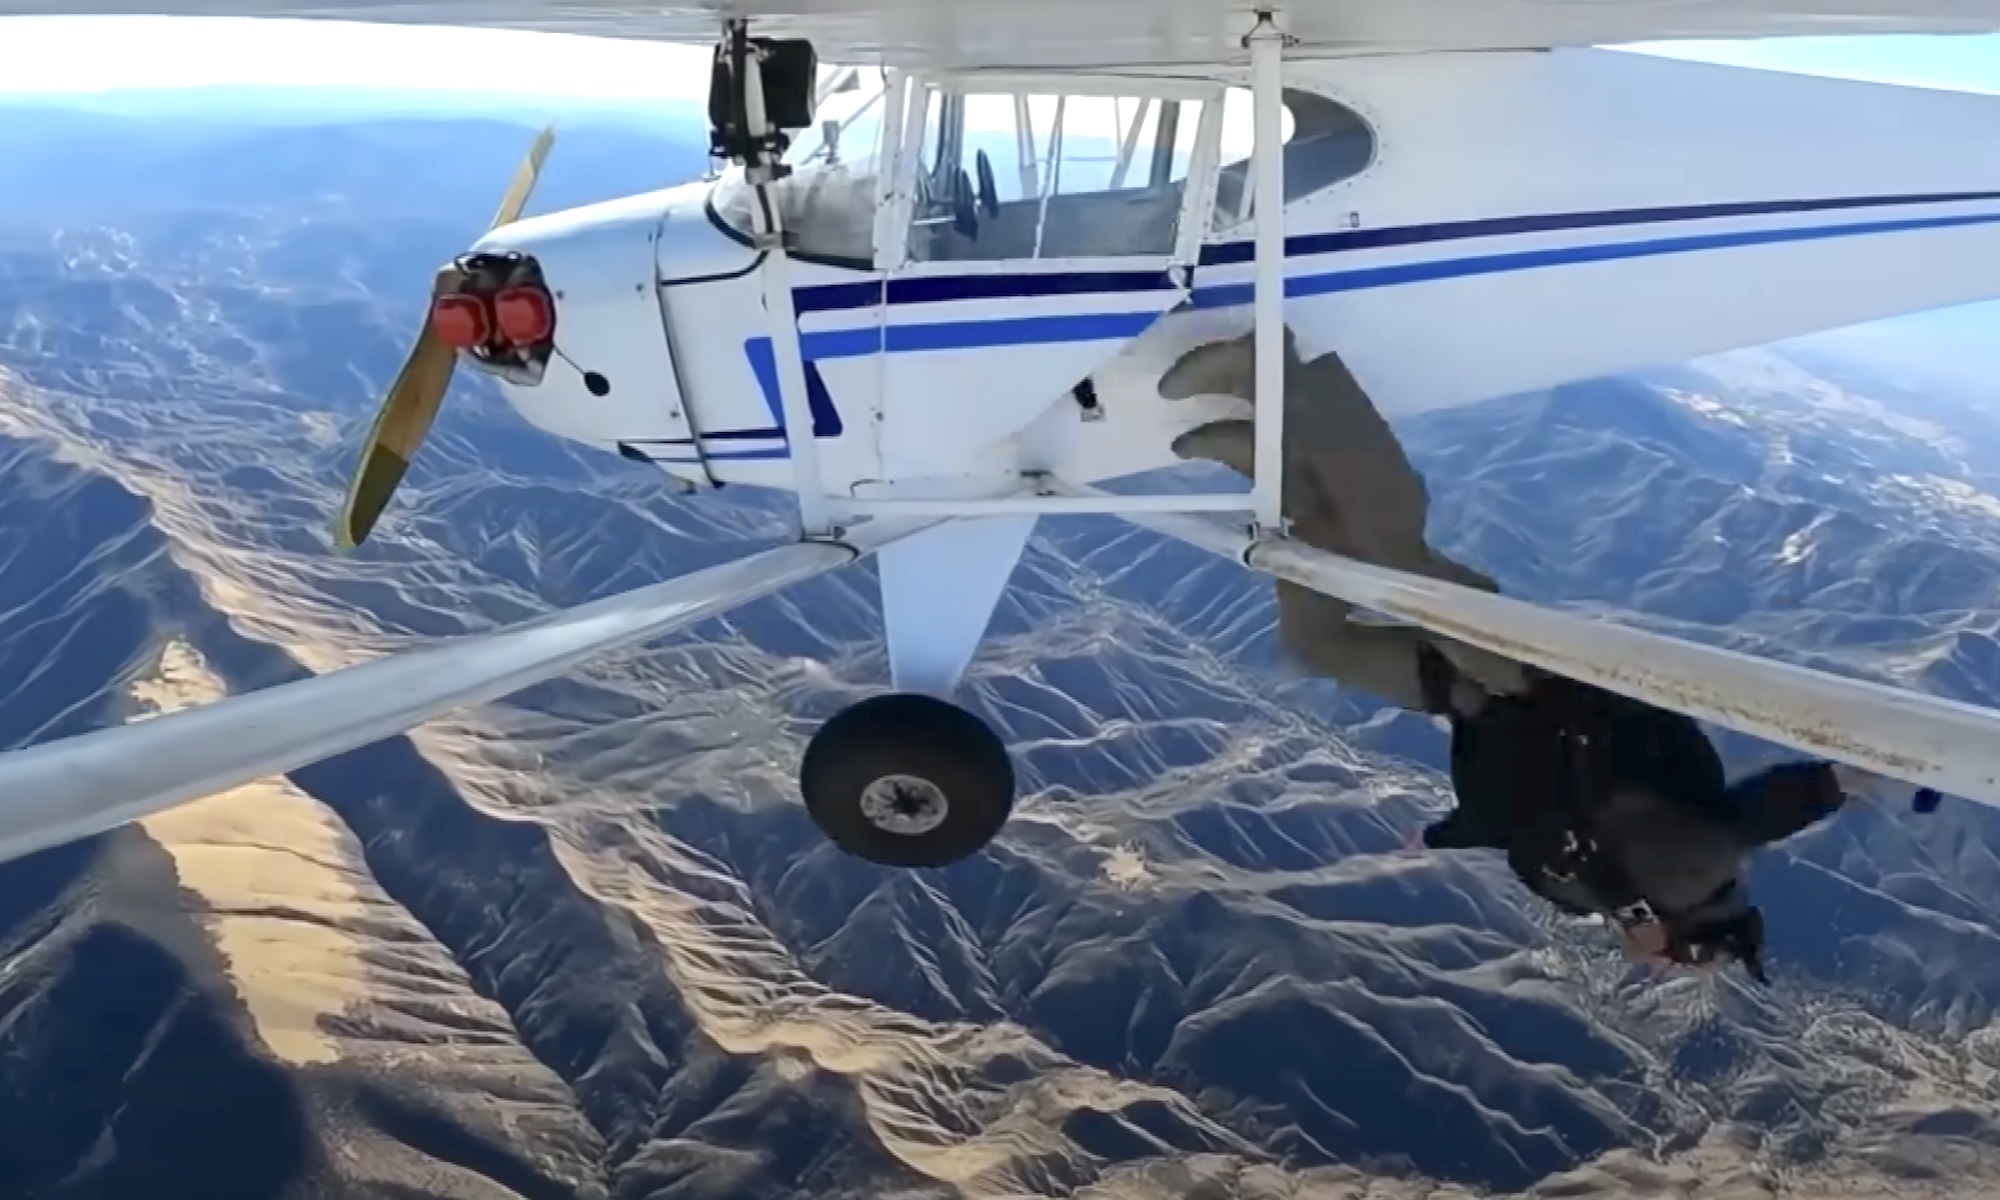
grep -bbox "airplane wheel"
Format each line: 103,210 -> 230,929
800,692 -> 1015,869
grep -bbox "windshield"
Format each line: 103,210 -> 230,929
711,74 -> 1369,266
711,66 -> 890,266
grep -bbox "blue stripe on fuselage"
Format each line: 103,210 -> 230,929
740,311 -> 1171,436
1188,208 -> 2000,309
729,196 -> 2000,448
1195,188 -> 2000,268
788,188 -> 2000,315
792,269 -> 1180,314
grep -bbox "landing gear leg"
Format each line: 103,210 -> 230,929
800,516 -> 1034,868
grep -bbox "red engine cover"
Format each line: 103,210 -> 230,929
430,293 -> 491,349
493,285 -> 555,346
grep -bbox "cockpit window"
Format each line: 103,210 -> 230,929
1210,88 -> 1374,231
786,66 -> 889,174
904,88 -> 1203,264
709,66 -> 892,266
709,73 -> 1378,266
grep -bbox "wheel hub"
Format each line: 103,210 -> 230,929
858,773 -> 950,836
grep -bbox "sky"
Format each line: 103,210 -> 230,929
0,13 -> 1992,378
0,16 -> 1994,166
0,16 -> 718,97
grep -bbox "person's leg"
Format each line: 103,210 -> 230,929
1174,416 -> 1525,702
1162,330 -> 1498,590
1723,761 -> 1848,846
1272,581 -> 1434,711
1163,331 -> 1526,702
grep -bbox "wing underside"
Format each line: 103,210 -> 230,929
0,523 -> 925,870
1,0 -> 1995,68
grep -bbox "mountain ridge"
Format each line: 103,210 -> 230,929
0,106 -> 1997,1199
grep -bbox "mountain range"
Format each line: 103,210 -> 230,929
0,93 -> 1996,1200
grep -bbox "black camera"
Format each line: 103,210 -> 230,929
708,31 -> 819,165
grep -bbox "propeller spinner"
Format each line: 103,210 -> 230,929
332,124 -> 557,552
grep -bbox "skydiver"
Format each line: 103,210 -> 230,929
1159,326 -> 1529,714
1412,647 -> 1925,981
1158,327 -> 1923,981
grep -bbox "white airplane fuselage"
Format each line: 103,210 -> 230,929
468,47 -> 2000,500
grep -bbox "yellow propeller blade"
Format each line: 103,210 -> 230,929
330,267 -> 464,552
490,123 -> 556,231
331,124 -> 556,553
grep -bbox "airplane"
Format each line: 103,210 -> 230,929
2,0 -> 2000,873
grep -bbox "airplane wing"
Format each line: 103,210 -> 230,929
0,519 -> 925,869
1,0 -> 1996,68
1085,490 -> 2000,809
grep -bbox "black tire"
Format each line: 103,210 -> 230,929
800,692 -> 1015,869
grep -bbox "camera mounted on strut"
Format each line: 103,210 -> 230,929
707,21 -> 819,181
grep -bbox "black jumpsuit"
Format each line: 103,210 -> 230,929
1423,667 -> 1847,918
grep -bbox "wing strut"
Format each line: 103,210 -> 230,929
0,518 -> 931,869
1071,483 -> 2000,807
1249,9 -> 1289,536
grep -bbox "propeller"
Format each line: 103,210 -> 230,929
331,123 -> 556,552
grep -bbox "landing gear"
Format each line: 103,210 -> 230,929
800,693 -> 1016,869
